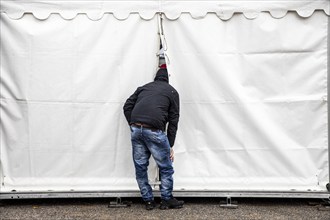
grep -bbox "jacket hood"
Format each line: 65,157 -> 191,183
154,68 -> 169,83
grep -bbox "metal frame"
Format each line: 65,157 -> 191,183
0,190 -> 329,200
328,6 -> 330,190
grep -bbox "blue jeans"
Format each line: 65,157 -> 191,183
130,125 -> 174,201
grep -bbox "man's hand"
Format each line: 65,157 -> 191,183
170,148 -> 174,162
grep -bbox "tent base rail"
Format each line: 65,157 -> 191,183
0,190 -> 329,200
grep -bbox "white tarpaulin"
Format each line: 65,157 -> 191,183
0,13 -> 160,191
0,0 -> 329,194
164,11 -> 328,191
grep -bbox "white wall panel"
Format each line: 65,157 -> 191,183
0,10 -> 328,193
164,12 -> 328,191
0,13 -> 159,192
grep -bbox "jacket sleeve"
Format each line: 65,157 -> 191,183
167,90 -> 180,147
123,87 -> 141,124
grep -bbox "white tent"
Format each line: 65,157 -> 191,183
0,0 -> 329,199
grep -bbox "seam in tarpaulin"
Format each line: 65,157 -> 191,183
158,13 -> 170,66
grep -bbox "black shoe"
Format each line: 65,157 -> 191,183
160,197 -> 184,210
145,200 -> 156,210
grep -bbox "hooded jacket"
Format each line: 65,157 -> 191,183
123,69 -> 180,147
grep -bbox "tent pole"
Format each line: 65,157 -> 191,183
328,13 -> 330,189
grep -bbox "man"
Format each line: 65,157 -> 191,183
123,65 -> 184,210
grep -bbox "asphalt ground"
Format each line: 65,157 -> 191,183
1,197 -> 330,220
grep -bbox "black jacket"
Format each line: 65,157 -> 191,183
123,69 -> 180,147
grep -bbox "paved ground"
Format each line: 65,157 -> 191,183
1,197 -> 330,220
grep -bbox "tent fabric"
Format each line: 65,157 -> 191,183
1,0 -> 329,21
164,11 -> 328,191
0,2 -> 329,193
0,13 -> 160,191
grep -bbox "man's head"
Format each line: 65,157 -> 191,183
154,68 -> 169,83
